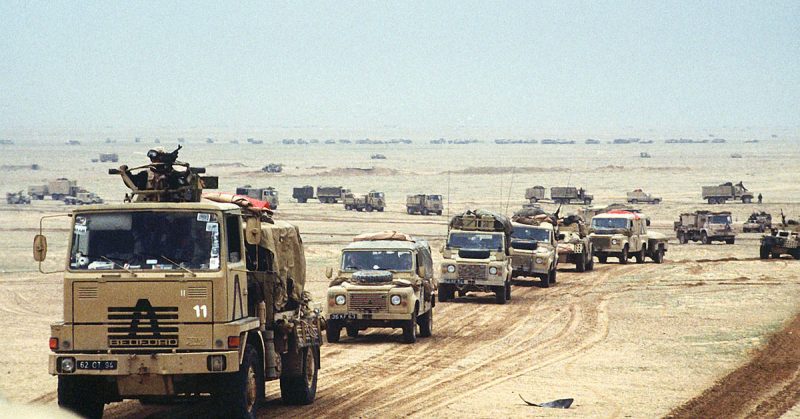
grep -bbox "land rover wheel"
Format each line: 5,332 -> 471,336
407,208 -> 413,214
586,252 -> 595,270
438,285 -> 452,302
220,344 -> 262,419
653,199 -> 661,204
378,207 -> 384,212
620,246 -> 629,264
701,232 -> 710,244
505,280 -> 512,300
422,208 -> 429,215
630,199 -> 638,204
366,205 -> 373,212
635,247 -> 645,263
326,321 -> 341,343
280,346 -> 318,405
760,245 -> 770,259
678,232 -> 688,244
550,268 -> 557,284
726,238 -> 735,244
494,285 -> 508,303
346,326 -> 359,338
403,310 -> 418,343
575,254 -> 586,272
436,210 -> 442,215
418,309 -> 433,337
345,205 -> 352,210
653,246 -> 665,264
790,249 -> 800,260
598,254 -> 607,264
58,376 -> 105,419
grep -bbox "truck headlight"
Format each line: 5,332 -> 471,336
446,265 -> 456,273
335,295 -> 346,305
535,257 -> 544,264
390,295 -> 402,305
611,239 -> 619,245
59,357 -> 76,373
489,266 -> 498,275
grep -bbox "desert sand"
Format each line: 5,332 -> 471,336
1,134 -> 799,418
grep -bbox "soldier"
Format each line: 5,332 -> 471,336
758,193 -> 763,204
119,146 -> 187,201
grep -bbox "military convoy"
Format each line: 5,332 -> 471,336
405,194 -> 443,215
743,211 -> 772,233
439,210 -> 512,304
236,185 -> 279,210
551,186 -> 593,205
38,149 -> 322,418
702,181 -> 755,204
325,231 -> 435,343
589,210 -> 667,264
343,191 -> 385,212
626,189 -> 661,204
674,211 -> 735,244
509,209 -> 559,287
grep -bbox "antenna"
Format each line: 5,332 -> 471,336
446,170 -> 451,225
505,167 -> 515,215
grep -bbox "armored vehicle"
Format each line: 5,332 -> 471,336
236,185 -> 279,210
370,154 -> 386,160
551,186 -> 593,205
674,211 -> 735,244
38,150 -> 322,419
325,231 -> 435,344
556,214 -> 594,272
406,194 -> 443,215
510,220 -> 558,287
439,210 -> 512,304
525,186 -> 546,203
760,219 -> 800,259
292,186 -> 314,203
262,163 -> 283,173
743,211 -> 772,233
317,186 -> 345,204
626,189 -> 661,204
640,152 -> 651,158
6,191 -> 31,204
590,210 -> 667,264
63,191 -> 103,205
702,181 -> 755,204
99,153 -> 119,163
344,191 -> 385,212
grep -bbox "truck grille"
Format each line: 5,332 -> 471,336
511,255 -> 531,268
592,237 -> 611,249
348,293 -> 387,312
107,299 -> 179,347
458,264 -> 487,281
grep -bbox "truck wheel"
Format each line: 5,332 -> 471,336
346,326 -> 359,338
403,312 -> 418,343
575,254 -> 586,272
743,197 -> 752,203
550,268 -> 557,284
422,208 -> 429,215
407,208 -> 413,214
377,207 -> 384,212
726,238 -> 735,245
678,232 -> 687,244
505,280 -> 512,300
280,346 -> 318,405
620,246 -> 629,264
219,344 -> 262,419
586,253 -> 595,270
707,198 -> 714,204
760,245 -> 770,259
653,199 -> 661,204
540,274 -> 550,288
436,210 -> 442,215
58,376 -> 105,419
495,285 -> 508,303
654,246 -> 665,264
598,254 -> 607,264
701,232 -> 710,245
630,199 -> 638,204
635,248 -> 645,264
366,205 -> 373,212
326,321 -> 341,343
418,309 -> 433,337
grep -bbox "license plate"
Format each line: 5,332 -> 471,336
329,313 -> 357,320
77,360 -> 118,370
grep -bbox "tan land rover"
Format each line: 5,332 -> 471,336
510,221 -> 558,287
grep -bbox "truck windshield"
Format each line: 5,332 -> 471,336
447,232 -> 504,251
69,211 -> 220,271
591,217 -> 630,230
429,195 -> 442,200
341,250 -> 413,271
709,215 -> 732,224
511,226 -> 550,242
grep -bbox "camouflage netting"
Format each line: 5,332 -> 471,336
512,207 -> 557,226
449,209 -> 512,235
254,219 -> 306,310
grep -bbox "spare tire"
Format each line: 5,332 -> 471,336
458,249 -> 491,259
351,270 -> 393,283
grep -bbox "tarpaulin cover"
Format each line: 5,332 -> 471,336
449,209 -> 512,235
353,230 -> 415,242
257,219 -> 306,309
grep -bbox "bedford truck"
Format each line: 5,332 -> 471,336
551,186 -> 593,205
292,186 -> 314,203
317,186 -> 345,204
236,185 -> 279,210
702,182 -> 755,204
344,191 -> 385,212
675,211 -> 735,244
589,210 -> 668,264
405,194 -> 443,215
525,186 -> 545,203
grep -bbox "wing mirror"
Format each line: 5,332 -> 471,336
557,233 -> 565,241
245,217 -> 262,245
418,264 -> 427,278
33,234 -> 48,262
325,267 -> 333,279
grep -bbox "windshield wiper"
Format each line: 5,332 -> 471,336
100,256 -> 138,277
160,255 -> 196,277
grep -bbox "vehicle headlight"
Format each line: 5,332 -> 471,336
334,295 -> 346,305
59,357 -> 76,373
611,239 -> 619,245
489,266 -> 498,275
390,295 -> 402,305
535,257 -> 544,264
447,265 -> 456,273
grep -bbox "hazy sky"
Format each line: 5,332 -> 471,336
1,1 -> 798,132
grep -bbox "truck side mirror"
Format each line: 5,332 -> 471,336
33,234 -> 47,262
245,217 -> 262,245
325,267 -> 333,279
418,264 -> 427,278
557,233 -> 565,241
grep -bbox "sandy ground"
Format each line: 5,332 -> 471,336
1,136 -> 799,417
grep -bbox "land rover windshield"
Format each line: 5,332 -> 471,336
511,226 -> 550,242
447,232 -> 504,251
591,217 -> 630,230
69,211 -> 221,271
341,250 -> 413,271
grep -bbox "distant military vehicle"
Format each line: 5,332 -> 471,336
63,191 -> 103,205
590,210 -> 668,264
556,214 -> 594,272
325,231 -> 435,343
640,152 -> 651,158
262,163 -> 283,173
743,211 -> 772,233
509,210 -> 558,287
6,191 -> 31,204
344,191 -> 385,212
292,185 -> 315,203
236,185 -> 279,210
674,211 -> 735,244
702,181 -> 755,204
525,186 -> 546,203
580,204 -> 640,223
39,150 -> 322,418
317,186 -> 345,203
551,186 -> 593,205
731,153 -> 742,158
760,217 -> 799,259
27,178 -> 80,201
99,153 -> 119,163
405,194 -> 443,215
626,189 -> 661,204
439,210 -> 512,304
370,154 -> 386,160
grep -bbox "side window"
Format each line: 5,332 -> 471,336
225,214 -> 242,263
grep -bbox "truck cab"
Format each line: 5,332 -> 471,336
509,222 -> 558,287
589,211 -> 667,264
325,233 -> 435,344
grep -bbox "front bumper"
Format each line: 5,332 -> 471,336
49,350 -> 240,376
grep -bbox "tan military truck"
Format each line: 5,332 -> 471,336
626,189 -> 661,204
674,211 -> 735,244
325,231 -> 435,343
702,181 -> 755,204
439,210 -> 512,304
236,185 -> 279,210
317,186 -> 345,203
509,220 -> 558,287
38,152 -> 322,419
760,218 -> 800,259
556,214 -> 594,272
63,191 -> 103,206
525,186 -> 546,203
551,186 -> 593,205
292,185 -> 314,203
344,190 -> 385,212
405,194 -> 443,215
589,210 -> 667,264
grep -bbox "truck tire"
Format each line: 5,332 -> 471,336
326,321 -> 341,343
619,246 -> 629,264
576,254 -> 586,272
346,326 -> 359,338
402,311 -> 418,343
58,376 -> 105,419
743,196 -> 752,203
653,246 -> 665,264
726,238 -> 735,245
505,280 -> 512,300
418,309 -> 433,337
407,208 -> 413,214
422,208 -> 429,215
701,232 -> 710,245
378,207 -> 384,212
437,210 -> 442,215
707,198 -> 714,204
630,199 -> 638,204
365,205 -> 373,212
678,232 -> 688,244
760,245 -> 770,259
635,247 -> 645,264
219,344 -> 262,419
540,273 -> 550,288
280,346 -> 318,405
495,285 -> 508,303
653,199 -> 661,204
438,285 -> 452,302
586,252 -> 595,270
598,254 -> 607,264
